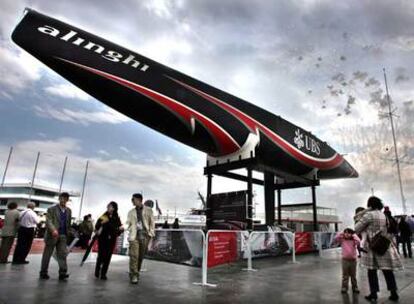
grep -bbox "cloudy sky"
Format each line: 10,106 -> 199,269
0,0 -> 413,226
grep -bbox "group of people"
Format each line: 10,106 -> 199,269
335,196 -> 412,302
0,201 -> 39,264
1,192 -> 155,284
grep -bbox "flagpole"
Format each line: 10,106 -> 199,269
383,68 -> 407,214
1,146 -> 13,188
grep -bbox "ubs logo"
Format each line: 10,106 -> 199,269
293,129 -> 320,155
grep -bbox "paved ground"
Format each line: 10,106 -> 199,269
0,250 -> 413,304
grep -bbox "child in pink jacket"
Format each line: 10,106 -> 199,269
334,228 -> 361,294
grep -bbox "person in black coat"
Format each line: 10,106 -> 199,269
94,201 -> 123,280
399,216 -> 412,258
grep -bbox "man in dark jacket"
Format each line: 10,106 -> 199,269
399,216 -> 412,258
39,192 -> 72,280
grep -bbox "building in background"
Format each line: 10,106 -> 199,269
0,183 -> 80,218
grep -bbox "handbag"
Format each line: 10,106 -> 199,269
368,217 -> 391,256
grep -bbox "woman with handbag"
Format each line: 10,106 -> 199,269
355,196 -> 403,302
94,201 -> 123,280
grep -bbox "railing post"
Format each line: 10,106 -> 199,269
193,230 -> 217,287
318,232 -> 323,257
291,232 -> 296,264
243,231 -> 257,272
202,231 -> 208,285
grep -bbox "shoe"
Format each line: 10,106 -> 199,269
59,274 -> 69,281
12,261 -> 29,265
95,268 -> 100,278
353,288 -> 360,294
39,273 -> 50,280
389,291 -> 399,302
100,275 -> 107,280
341,288 -> 347,294
364,294 -> 377,302
0,261 -> 10,264
130,276 -> 139,284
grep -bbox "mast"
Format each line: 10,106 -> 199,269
383,68 -> 407,214
1,147 -> 13,188
28,152 -> 40,202
58,156 -> 68,193
78,160 -> 89,219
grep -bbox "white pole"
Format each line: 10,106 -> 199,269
1,146 -> 13,187
78,160 -> 89,220
318,232 -> 323,257
291,232 -> 296,263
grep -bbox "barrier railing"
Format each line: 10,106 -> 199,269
148,229 -> 204,266
121,229 -> 340,288
244,231 -> 296,271
120,229 -> 205,280
315,232 -> 339,257
194,229 -> 249,287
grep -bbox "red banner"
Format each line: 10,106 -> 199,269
295,232 -> 315,253
207,232 -> 238,268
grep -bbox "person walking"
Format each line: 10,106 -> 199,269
12,202 -> 39,264
334,228 -> 361,294
94,202 -> 123,280
355,196 -> 403,302
39,192 -> 72,281
78,215 -> 94,249
0,202 -> 20,263
398,216 -> 412,258
126,193 -> 155,284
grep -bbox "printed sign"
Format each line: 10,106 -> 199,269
207,232 -> 238,268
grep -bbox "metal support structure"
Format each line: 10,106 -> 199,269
1,146 -> 13,188
383,68 -> 407,214
28,152 -> 40,202
204,157 -> 321,232
264,172 -> 275,226
58,156 -> 68,193
277,189 -> 282,225
247,168 -> 253,230
311,185 -> 318,231
78,160 -> 89,220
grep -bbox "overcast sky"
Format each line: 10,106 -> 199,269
1,0 -> 413,226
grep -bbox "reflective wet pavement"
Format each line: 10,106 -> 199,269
0,250 -> 413,304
